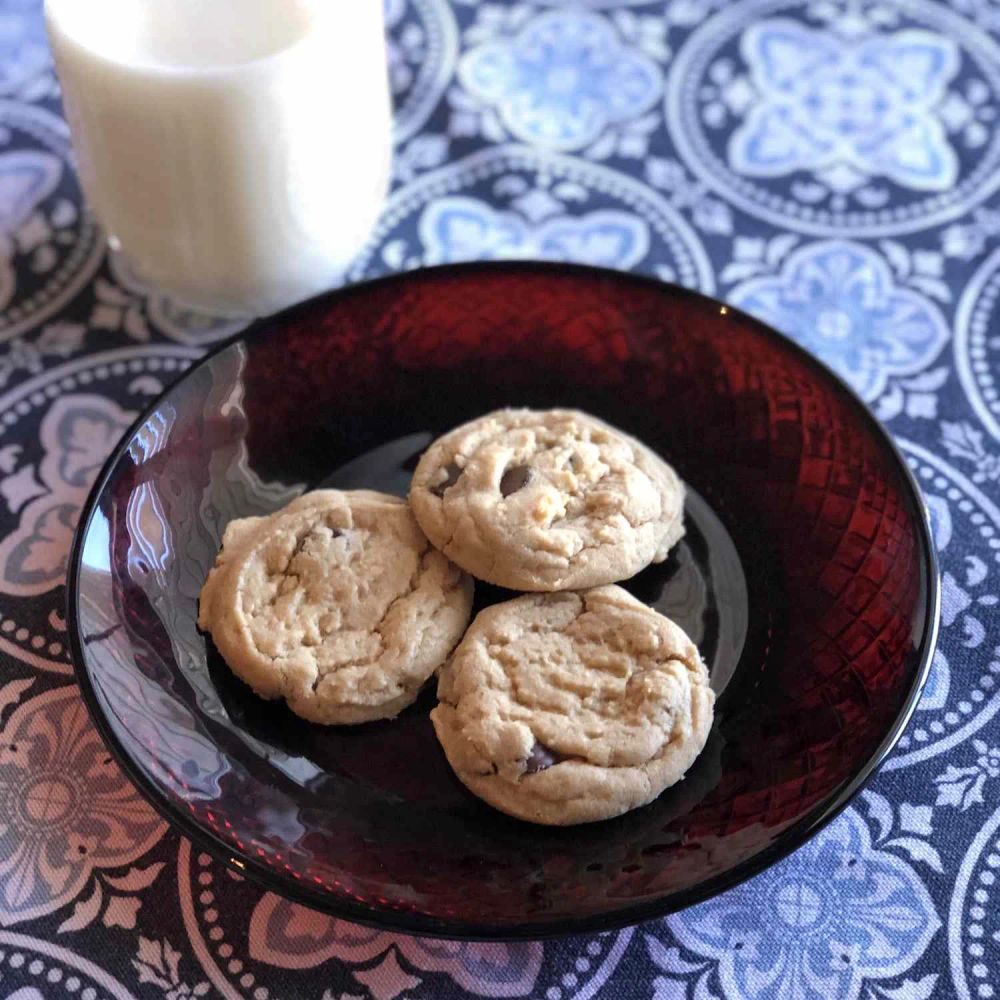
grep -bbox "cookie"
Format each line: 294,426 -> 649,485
198,490 -> 474,725
431,585 -> 714,825
409,409 -> 685,591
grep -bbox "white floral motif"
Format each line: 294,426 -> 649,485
943,206 -> 1000,261
0,104 -> 104,341
667,0 -> 1000,236
0,323 -> 85,390
0,686 -> 164,926
419,195 -> 649,268
888,442 -> 1000,770
385,0 -> 414,92
0,150 -> 61,315
248,893 -> 543,996
666,807 -> 939,1000
56,859 -> 165,934
0,0 -> 50,97
458,11 -> 661,150
0,395 -> 136,596
133,938 -> 210,998
353,146 -> 714,291
732,21 -> 959,193
645,156 -> 735,235
934,739 -> 1000,810
729,240 -> 948,401
941,421 -> 1000,486
385,0 -> 459,144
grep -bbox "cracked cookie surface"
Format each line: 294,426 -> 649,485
410,409 -> 685,591
431,585 -> 714,825
198,490 -> 474,725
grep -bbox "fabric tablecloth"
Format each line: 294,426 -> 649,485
1,0 -> 998,997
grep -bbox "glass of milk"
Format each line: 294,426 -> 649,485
45,0 -> 392,316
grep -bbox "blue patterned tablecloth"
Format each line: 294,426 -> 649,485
1,1 -> 998,998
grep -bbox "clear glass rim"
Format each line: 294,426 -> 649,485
42,0 -> 361,78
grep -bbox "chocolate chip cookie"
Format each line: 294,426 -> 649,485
410,409 -> 685,591
431,585 -> 714,825
198,490 -> 474,725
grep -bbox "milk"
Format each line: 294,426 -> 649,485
45,0 -> 392,315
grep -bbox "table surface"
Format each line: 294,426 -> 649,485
1,1 -> 998,998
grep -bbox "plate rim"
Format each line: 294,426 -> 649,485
66,260 -> 941,941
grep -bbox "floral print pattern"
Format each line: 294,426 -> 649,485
0,395 -> 135,596
249,894 -> 544,996
0,686 -> 163,925
666,808 -> 939,1000
666,0 -> 1000,234
459,11 -> 661,150
729,240 -> 949,400
419,195 -> 649,268
0,0 -> 48,97
731,22 -> 960,193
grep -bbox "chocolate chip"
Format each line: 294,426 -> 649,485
431,462 -> 462,498
524,740 -> 569,775
500,464 -> 533,497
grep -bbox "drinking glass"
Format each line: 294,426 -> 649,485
45,0 -> 392,316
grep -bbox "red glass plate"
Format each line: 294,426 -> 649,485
67,263 -> 939,939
